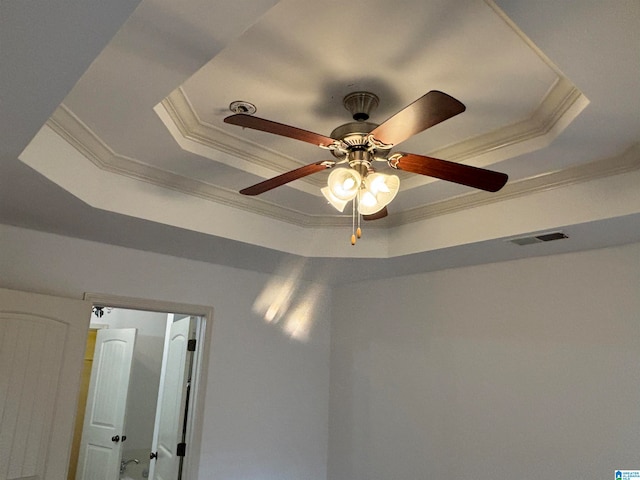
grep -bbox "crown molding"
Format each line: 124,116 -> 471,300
47,105 -> 638,231
158,75 -> 588,194
398,77 -> 588,190
426,78 -> 585,164
391,143 -> 640,226
47,106 -> 342,227
155,0 -> 590,194
157,88 -> 325,195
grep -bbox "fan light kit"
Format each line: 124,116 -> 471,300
225,90 -> 508,245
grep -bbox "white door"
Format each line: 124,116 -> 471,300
149,315 -> 194,480
0,287 -> 91,480
76,328 -> 137,480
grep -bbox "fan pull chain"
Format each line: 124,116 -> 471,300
349,191 -> 363,245
356,188 -> 363,239
351,196 -> 357,245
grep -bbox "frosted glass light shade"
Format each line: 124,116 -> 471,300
321,186 -> 348,212
357,173 -> 400,215
360,190 -> 377,207
326,168 -> 362,201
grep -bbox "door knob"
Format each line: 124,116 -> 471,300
111,435 -> 120,443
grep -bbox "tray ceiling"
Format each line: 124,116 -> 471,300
13,0 -> 640,261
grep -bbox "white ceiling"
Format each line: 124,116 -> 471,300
1,0 -> 639,280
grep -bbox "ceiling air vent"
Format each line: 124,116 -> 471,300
509,232 -> 568,246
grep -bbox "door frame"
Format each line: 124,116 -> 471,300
83,293 -> 214,480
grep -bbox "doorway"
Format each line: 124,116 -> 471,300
69,294 -> 212,480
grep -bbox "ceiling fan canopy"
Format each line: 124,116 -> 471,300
224,89 -> 508,230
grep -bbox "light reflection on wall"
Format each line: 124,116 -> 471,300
252,260 -> 325,342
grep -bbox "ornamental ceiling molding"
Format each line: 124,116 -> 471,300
156,75 -> 588,195
391,143 -> 640,226
46,104 -> 639,229
155,0 -> 590,194
46,105 -> 338,227
154,89 -> 325,196
398,78 -> 590,191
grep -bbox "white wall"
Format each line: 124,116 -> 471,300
4,223 -> 639,480
0,224 -> 331,480
328,242 -> 640,480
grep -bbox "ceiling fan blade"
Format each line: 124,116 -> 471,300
225,114 -> 336,147
370,91 -> 465,146
392,153 -> 508,192
240,161 -> 334,196
362,206 -> 388,221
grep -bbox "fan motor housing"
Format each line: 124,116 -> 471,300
330,121 -> 376,142
329,121 -> 391,163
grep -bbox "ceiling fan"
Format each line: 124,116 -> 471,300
224,90 -> 508,242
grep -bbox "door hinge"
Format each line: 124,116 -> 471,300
177,442 -> 187,457
187,339 -> 196,351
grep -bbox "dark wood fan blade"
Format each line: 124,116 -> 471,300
370,91 -> 465,146
240,161 -> 334,196
362,206 -> 388,221
225,114 -> 336,147
392,153 -> 508,192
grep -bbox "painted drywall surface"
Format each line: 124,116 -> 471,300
0,224 -> 331,480
328,242 -> 640,480
90,309 -> 166,452
5,223 -> 639,479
